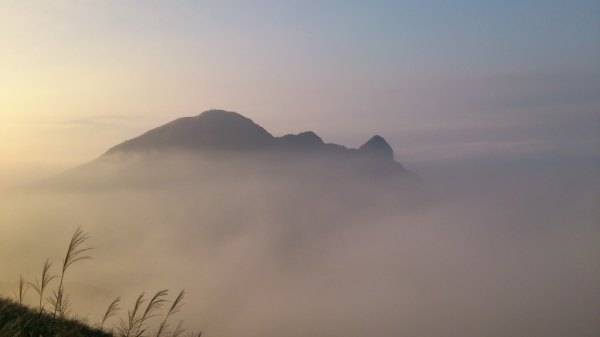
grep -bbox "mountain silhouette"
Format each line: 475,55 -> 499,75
105,109 -> 403,166
38,110 -> 426,192
358,135 -> 394,161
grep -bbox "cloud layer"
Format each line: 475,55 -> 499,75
1,152 -> 598,337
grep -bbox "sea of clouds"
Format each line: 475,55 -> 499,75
1,152 -> 598,337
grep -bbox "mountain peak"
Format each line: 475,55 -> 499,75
276,131 -> 324,151
195,109 -> 248,121
105,110 -> 274,154
358,135 -> 394,160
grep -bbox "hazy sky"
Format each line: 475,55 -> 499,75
1,0 -> 599,187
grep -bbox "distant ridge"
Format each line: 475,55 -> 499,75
104,109 -> 404,169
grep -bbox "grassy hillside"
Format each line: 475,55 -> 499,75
0,227 -> 201,337
0,296 -> 111,336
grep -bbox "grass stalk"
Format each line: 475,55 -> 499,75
12,275 -> 29,305
52,226 -> 93,318
155,290 -> 186,337
100,296 -> 121,328
117,293 -> 146,337
133,289 -> 168,337
26,259 -> 57,313
171,320 -> 185,337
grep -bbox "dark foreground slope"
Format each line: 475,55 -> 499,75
0,297 -> 110,337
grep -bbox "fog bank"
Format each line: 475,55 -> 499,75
0,153 -> 598,337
